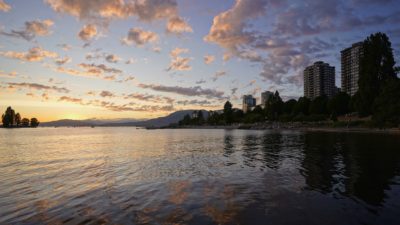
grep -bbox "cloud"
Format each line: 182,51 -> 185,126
58,95 -> 175,112
55,56 -> 71,65
167,48 -> 192,71
7,82 -> 70,93
0,70 -> 17,78
176,99 -> 213,106
121,27 -> 158,46
45,0 -> 191,35
0,0 -> 11,12
59,96 -> 83,103
56,63 -> 122,80
78,24 -> 97,41
204,55 -> 215,64
79,63 -> 122,74
138,83 -> 225,100
196,79 -> 206,84
0,19 -> 54,41
212,71 -> 227,81
105,54 -> 120,63
166,16 -> 193,34
125,58 -> 136,64
99,90 -> 115,98
0,47 -> 58,62
58,43 -> 72,51
124,93 -> 174,104
204,0 -> 268,57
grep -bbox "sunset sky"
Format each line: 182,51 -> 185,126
1,0 -> 399,121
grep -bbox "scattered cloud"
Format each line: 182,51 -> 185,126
125,58 -> 137,64
78,24 -> 97,41
57,43 -> 72,51
204,55 -> 215,64
0,70 -> 17,78
0,19 -> 54,41
121,27 -> 158,46
166,16 -> 193,34
0,0 -> 11,12
176,99 -> 212,106
7,82 -> 70,93
55,56 -> 71,65
99,90 -> 115,98
212,71 -> 227,81
105,54 -> 120,63
0,47 -> 58,62
138,83 -> 225,100
167,47 -> 192,71
124,93 -> 174,104
196,79 -> 206,84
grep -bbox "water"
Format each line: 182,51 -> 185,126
1,128 -> 400,225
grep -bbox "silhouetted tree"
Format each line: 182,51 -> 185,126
327,92 -> 351,115
21,118 -> 30,127
223,101 -> 233,124
15,113 -> 21,127
309,96 -> 328,115
354,32 -> 397,116
265,91 -> 283,120
372,79 -> 400,127
30,118 -> 40,127
2,106 -> 15,127
283,99 -> 297,115
294,97 -> 311,115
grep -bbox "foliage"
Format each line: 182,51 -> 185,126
30,118 -> 40,127
355,32 -> 397,116
327,92 -> 350,115
372,79 -> 400,127
309,96 -> 328,115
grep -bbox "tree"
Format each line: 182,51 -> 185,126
372,79 -> 400,127
223,101 -> 233,124
293,97 -> 310,115
283,99 -> 297,115
2,106 -> 15,128
30,118 -> 40,127
15,113 -> 21,127
197,110 -> 205,125
309,96 -> 328,115
179,114 -> 192,126
265,91 -> 283,120
327,92 -> 350,115
21,118 -> 30,127
355,32 -> 397,116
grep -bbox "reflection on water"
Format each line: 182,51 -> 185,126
1,128 -> 400,224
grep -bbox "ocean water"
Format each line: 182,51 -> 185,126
1,127 -> 400,225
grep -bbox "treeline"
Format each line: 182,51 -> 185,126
1,106 -> 40,128
179,32 -> 400,128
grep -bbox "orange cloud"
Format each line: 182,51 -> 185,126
121,28 -> 158,46
166,16 -> 193,34
78,24 -> 97,41
167,48 -> 192,71
0,47 -> 58,62
204,55 -> 215,64
0,0 -> 11,12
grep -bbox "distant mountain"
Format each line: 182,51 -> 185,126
40,118 -> 142,127
40,110 -> 208,128
102,110 -> 209,127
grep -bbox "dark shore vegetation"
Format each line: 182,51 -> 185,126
1,106 -> 39,128
178,33 -> 400,129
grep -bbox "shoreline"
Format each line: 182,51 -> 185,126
159,124 -> 400,134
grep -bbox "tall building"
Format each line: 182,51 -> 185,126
341,42 -> 363,96
303,61 -> 336,99
261,91 -> 273,106
242,95 -> 256,113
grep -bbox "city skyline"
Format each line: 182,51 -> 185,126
1,0 -> 399,122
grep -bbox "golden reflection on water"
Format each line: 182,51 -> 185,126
1,128 -> 400,224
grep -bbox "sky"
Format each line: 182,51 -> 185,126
0,0 -> 399,122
